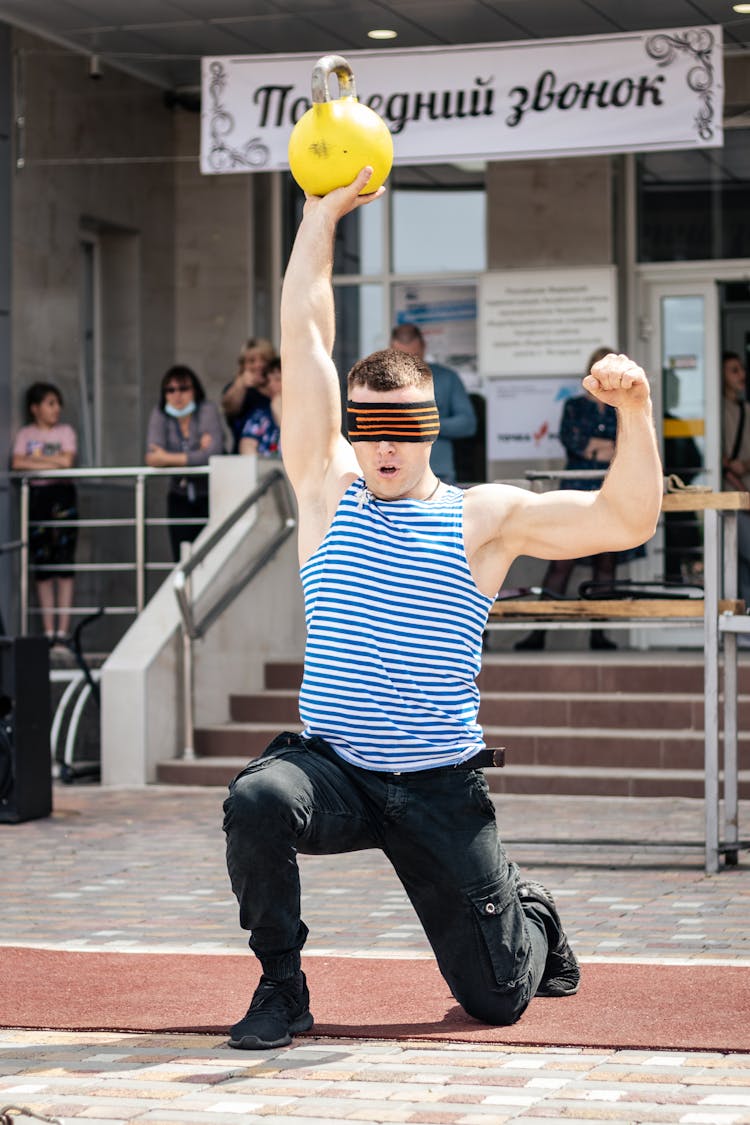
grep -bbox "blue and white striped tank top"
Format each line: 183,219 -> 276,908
299,477 -> 495,772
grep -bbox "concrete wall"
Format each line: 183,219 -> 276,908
173,111 -> 254,408
101,457 -> 306,785
486,155 -> 612,270
482,154 -> 616,591
484,155 -> 614,494
6,29 -> 259,642
11,29 -> 175,464
0,24 -> 12,631
9,30 -> 256,460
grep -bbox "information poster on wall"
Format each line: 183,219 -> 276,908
479,267 -> 617,376
487,377 -> 582,461
392,283 -> 480,389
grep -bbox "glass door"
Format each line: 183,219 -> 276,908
637,279 -> 719,646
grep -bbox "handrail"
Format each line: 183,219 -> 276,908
523,468 -> 608,481
173,468 -> 296,641
171,468 -> 297,760
8,466 -> 211,634
6,467 -> 209,480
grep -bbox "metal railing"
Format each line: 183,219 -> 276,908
172,468 -> 297,758
9,466 -> 210,637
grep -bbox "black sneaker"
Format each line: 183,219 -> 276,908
228,972 -> 314,1049
517,879 -> 580,998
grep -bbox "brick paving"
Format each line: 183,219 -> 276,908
2,784 -> 750,1123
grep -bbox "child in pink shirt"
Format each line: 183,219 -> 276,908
12,383 -> 78,649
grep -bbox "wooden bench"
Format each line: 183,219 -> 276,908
489,598 -> 744,621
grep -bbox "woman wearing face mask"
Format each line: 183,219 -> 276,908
146,365 -> 225,561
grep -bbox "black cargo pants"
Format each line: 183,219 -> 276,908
223,732 -> 551,1026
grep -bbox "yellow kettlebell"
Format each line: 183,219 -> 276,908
288,54 -> 394,197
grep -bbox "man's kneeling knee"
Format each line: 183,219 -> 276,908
459,983 -> 530,1028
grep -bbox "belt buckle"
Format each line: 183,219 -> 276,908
488,746 -> 506,768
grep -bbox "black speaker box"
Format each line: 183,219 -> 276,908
0,636 -> 52,823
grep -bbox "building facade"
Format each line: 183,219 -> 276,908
1,18 -> 749,631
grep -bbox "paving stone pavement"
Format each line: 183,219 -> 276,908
2,784 -> 750,1124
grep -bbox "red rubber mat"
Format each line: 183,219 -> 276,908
3,947 -> 749,1052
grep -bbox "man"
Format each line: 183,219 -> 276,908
722,350 -> 750,608
223,168 -> 662,1050
390,322 -> 476,484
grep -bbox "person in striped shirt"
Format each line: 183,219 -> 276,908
223,168 -> 663,1051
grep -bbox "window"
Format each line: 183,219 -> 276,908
637,129 -> 750,262
281,163 -> 485,363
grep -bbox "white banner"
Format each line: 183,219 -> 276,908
201,26 -> 723,175
487,377 -> 581,461
479,267 -> 618,377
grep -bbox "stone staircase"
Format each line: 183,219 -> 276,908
156,653 -> 750,797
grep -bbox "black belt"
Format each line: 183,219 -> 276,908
455,746 -> 506,770
278,732 -> 507,775
394,746 -> 507,776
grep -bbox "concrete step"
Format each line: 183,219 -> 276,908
486,764 -> 750,799
263,654 -> 750,695
229,688 -> 750,732
195,722 -> 302,758
159,652 -> 750,796
194,721 -> 750,772
480,692 -> 750,730
155,755 -> 750,799
229,691 -> 300,724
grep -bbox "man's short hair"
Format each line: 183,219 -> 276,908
347,348 -> 433,394
390,323 -> 425,348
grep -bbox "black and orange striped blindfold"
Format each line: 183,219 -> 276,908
346,400 -> 440,443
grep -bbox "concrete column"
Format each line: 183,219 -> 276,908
173,110 -> 254,409
487,156 -> 612,268
0,23 -> 12,632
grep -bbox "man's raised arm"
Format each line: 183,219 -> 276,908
279,168 -> 383,501
495,354 -> 663,564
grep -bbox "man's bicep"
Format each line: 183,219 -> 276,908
504,488 -> 603,560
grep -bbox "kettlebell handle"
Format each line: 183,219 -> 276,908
311,54 -> 357,103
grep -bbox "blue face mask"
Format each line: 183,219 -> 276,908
164,400 -> 196,419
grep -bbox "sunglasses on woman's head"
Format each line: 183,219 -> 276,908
165,384 -> 192,394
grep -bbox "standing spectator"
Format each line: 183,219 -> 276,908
515,346 -> 644,652
222,338 -> 275,453
239,356 -> 282,458
390,323 -> 476,484
11,382 -> 78,650
146,365 -> 224,561
722,350 -> 750,610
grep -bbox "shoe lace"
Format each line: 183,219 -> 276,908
248,975 -> 300,1016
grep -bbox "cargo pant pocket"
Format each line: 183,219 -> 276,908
466,875 -> 531,992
